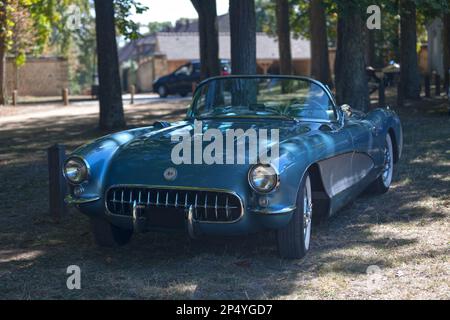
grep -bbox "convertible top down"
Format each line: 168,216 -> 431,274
64,75 -> 402,259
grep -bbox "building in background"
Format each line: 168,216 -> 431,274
119,14 -> 315,93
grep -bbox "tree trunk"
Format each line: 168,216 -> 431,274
310,0 -> 332,87
443,13 -> 450,93
276,0 -> 292,75
365,29 -> 375,67
191,0 -> 220,79
94,0 -> 125,130
399,0 -> 420,100
335,4 -> 369,111
229,0 -> 257,75
0,2 -> 7,106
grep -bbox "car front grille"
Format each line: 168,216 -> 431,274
105,186 -> 243,223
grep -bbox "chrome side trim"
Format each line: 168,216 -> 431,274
65,194 -> 100,205
104,185 -> 245,224
252,205 -> 296,215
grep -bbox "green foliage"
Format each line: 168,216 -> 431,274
114,0 -> 148,40
0,0 -> 61,66
254,0 -> 338,44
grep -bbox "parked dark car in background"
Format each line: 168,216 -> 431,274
152,59 -> 231,98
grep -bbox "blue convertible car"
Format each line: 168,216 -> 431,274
64,76 -> 402,259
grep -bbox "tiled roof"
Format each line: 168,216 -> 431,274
119,32 -> 311,63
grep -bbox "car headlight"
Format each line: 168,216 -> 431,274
63,157 -> 89,184
248,164 -> 279,193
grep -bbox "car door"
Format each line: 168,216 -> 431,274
344,111 -> 377,185
317,118 -> 354,199
307,85 -> 355,199
182,62 -> 200,92
171,64 -> 190,93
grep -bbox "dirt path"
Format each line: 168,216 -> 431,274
0,99 -> 448,299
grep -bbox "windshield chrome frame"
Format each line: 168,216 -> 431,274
186,75 -> 341,124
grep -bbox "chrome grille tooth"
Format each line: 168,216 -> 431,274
194,193 -> 198,219
121,190 -> 124,214
204,193 -> 208,220
225,196 -> 230,220
107,187 -> 242,222
215,195 -> 218,219
113,191 -> 116,213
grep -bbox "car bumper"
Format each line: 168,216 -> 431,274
67,196 -> 295,236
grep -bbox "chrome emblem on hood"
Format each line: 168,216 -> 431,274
163,167 -> 177,181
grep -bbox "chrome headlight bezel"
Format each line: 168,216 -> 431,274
248,164 -> 280,194
63,157 -> 90,185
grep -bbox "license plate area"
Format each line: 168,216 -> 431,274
141,207 -> 186,230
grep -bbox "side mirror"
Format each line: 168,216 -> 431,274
340,104 -> 353,117
337,104 -> 352,127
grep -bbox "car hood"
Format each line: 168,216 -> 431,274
105,119 -> 314,189
154,74 -> 171,85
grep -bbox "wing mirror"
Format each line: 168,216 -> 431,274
338,104 -> 352,127
340,104 -> 353,117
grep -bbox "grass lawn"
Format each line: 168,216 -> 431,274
0,96 -> 449,299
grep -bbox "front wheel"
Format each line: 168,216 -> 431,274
157,85 -> 168,98
90,217 -> 133,247
367,134 -> 394,194
277,173 -> 313,259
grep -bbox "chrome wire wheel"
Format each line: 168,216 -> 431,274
277,173 -> 313,259
303,176 -> 313,250
382,135 -> 394,188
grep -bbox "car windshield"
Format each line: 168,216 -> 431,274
191,76 -> 336,121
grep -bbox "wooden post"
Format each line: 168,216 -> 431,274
130,85 -> 135,104
445,69 -> 450,102
62,88 -> 69,106
434,73 -> 441,96
378,79 -> 385,107
424,74 -> 431,98
397,81 -> 403,107
435,73 -> 441,96
12,90 -> 17,106
445,69 -> 450,97
48,144 -> 67,221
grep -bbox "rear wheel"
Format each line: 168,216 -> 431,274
90,217 -> 133,247
277,173 -> 312,259
368,134 -> 394,194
